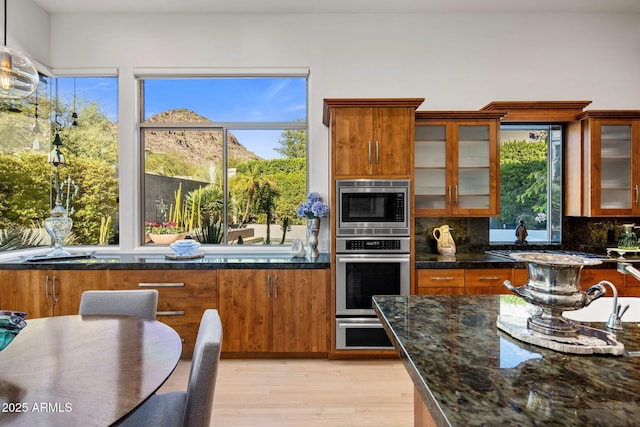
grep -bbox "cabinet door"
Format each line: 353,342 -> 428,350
54,270 -> 108,316
415,118 -> 499,217
465,269 -> 512,295
415,269 -> 465,295
272,270 -> 328,353
579,268 -> 625,294
372,107 -> 414,176
0,270 -> 51,318
452,122 -> 498,216
415,124 -> 449,214
590,119 -> 640,216
218,269 -> 272,353
333,107 -> 374,176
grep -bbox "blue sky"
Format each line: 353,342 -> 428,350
56,76 -> 307,159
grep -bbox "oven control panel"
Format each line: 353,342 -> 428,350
336,237 -> 410,253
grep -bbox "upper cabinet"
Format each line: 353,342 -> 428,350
414,111 -> 504,217
323,98 -> 423,178
567,111 -> 640,217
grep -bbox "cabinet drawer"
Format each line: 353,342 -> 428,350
416,269 -> 464,288
156,298 -> 216,358
465,269 -> 512,288
108,270 -> 216,298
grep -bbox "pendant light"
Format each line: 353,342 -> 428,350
0,0 -> 38,99
71,77 -> 78,126
32,83 -> 40,149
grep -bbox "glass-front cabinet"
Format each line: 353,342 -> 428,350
566,111 -> 640,217
414,111 -> 503,217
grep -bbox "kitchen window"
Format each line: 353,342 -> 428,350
0,75 -> 119,252
489,124 -> 562,244
139,75 -> 308,246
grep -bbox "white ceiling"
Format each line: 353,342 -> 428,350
30,0 -> 640,14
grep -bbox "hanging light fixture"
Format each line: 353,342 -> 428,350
31,83 -> 40,149
71,77 -> 78,126
0,0 -> 38,99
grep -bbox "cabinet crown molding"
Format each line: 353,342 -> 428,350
481,100 -> 592,122
322,98 -> 424,126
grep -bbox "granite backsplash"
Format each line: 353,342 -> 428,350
415,216 -> 640,255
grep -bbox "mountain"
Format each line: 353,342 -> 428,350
144,109 -> 261,165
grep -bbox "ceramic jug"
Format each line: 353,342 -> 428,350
433,225 -> 456,256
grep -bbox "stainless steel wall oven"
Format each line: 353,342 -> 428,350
335,236 -> 410,350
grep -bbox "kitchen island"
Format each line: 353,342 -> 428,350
373,294 -> 640,426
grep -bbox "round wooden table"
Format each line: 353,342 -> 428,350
0,315 -> 182,426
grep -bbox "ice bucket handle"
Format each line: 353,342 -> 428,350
584,282 -> 606,306
503,280 -> 533,302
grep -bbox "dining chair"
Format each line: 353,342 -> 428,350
115,309 -> 223,427
78,289 -> 159,319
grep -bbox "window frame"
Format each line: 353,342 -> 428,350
137,72 -> 309,248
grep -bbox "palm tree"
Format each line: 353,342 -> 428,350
231,162 -> 277,225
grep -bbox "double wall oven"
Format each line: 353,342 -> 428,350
334,179 -> 411,350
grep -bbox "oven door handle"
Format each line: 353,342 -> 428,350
337,320 -> 384,328
336,256 -> 410,264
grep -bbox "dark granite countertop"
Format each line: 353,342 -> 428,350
414,253 -> 518,269
373,294 -> 640,427
0,252 -> 330,270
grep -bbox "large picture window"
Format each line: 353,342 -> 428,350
140,76 -> 308,246
0,76 -> 119,252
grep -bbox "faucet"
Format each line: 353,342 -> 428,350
598,279 -> 626,330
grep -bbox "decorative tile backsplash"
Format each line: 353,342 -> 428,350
415,216 -> 640,255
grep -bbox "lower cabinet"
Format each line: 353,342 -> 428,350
416,269 -> 464,295
416,268 -> 512,295
107,269 -> 217,358
465,269 -> 512,295
0,269 -> 107,318
218,269 -> 328,354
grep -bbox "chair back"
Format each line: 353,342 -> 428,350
79,290 -> 159,319
182,309 -> 223,427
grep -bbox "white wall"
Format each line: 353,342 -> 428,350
15,8 -> 640,250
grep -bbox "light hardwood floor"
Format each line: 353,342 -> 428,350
158,358 -> 414,427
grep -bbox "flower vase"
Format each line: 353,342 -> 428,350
306,218 -> 320,258
44,203 -> 73,257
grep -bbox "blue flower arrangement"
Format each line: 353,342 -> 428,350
296,192 -> 329,219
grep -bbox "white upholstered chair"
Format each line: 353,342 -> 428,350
115,309 -> 223,427
78,289 -> 159,319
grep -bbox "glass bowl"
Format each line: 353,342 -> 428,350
169,239 -> 201,256
0,311 -> 27,352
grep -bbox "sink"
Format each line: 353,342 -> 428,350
563,297 -> 640,322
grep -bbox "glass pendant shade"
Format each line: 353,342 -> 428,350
0,45 -> 38,99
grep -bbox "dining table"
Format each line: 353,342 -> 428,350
0,314 -> 182,427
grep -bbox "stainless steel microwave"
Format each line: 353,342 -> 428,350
336,179 -> 410,236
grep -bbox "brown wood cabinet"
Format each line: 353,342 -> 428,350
415,268 -> 464,295
414,111 -> 503,217
323,98 -> 423,178
567,111 -> 640,217
218,269 -> 328,354
465,268 -> 512,295
415,268 -> 511,295
108,269 -> 216,358
0,269 -> 106,318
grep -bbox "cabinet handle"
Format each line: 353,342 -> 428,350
274,275 -> 279,298
368,141 -> 372,164
157,311 -> 185,316
635,185 -> 638,206
375,141 -> 379,164
448,185 -> 452,205
52,275 -> 58,304
267,274 -> 271,298
138,282 -> 185,287
478,277 -> 501,281
431,277 -> 454,281
45,275 -> 50,298
455,185 -> 458,206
